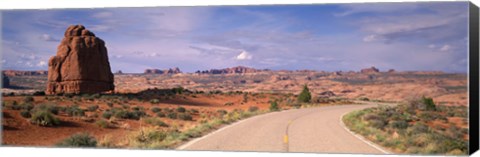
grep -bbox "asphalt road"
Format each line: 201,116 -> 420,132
177,104 -> 391,154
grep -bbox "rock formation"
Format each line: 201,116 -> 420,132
360,66 -> 380,73
195,66 -> 269,74
144,67 -> 182,74
2,73 -> 9,88
46,25 -> 114,95
2,70 -> 48,77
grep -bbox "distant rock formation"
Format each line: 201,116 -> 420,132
196,66 -> 269,74
2,74 -> 9,88
360,66 -> 380,73
46,25 -> 114,95
115,70 -> 123,74
388,69 -> 396,73
144,67 -> 182,74
2,70 -> 48,77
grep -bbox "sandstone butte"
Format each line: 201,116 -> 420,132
46,25 -> 114,95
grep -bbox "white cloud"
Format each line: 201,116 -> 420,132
440,44 -> 451,51
92,11 -> 113,18
40,34 -> 59,42
428,44 -> 436,48
37,61 -> 47,67
236,50 -> 253,60
363,35 -> 378,42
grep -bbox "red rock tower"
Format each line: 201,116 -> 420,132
46,25 -> 114,95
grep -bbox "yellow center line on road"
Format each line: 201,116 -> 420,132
283,135 -> 289,143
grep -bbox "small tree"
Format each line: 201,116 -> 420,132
422,96 -> 436,111
270,101 -> 279,111
297,84 -> 312,103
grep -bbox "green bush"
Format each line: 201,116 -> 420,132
56,133 -> 97,147
95,119 -> 110,128
297,84 -> 312,103
248,106 -> 259,112
150,99 -> 160,104
422,97 -> 436,111
107,102 -> 114,108
24,96 -> 34,103
390,120 -> 409,129
31,110 -> 60,126
176,107 -> 186,113
151,107 -> 161,113
33,104 -> 59,115
21,103 -> 34,111
167,112 -> 177,119
269,101 -> 279,111
369,119 -> 386,129
66,105 -> 85,117
87,105 -> 99,112
178,113 -> 193,121
217,110 -> 228,116
143,117 -> 168,127
20,110 -> 31,118
102,111 -> 113,119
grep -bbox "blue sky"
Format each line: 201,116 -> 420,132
1,2 -> 469,73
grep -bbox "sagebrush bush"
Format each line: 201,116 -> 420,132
156,112 -> 166,117
178,113 -> 193,121
66,105 -> 85,117
143,117 -> 168,127
248,106 -> 259,112
31,110 -> 60,126
390,120 -> 409,129
176,107 -> 186,113
56,133 -> 97,147
151,107 -> 161,113
20,110 -> 31,118
269,101 -> 279,111
34,104 -> 59,115
102,111 -> 113,119
24,96 -> 34,103
150,99 -> 160,104
95,119 -> 110,128
87,105 -> 99,112
297,84 -> 311,103
167,112 -> 177,119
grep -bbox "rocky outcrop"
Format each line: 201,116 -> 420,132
2,74 -> 9,88
196,66 -> 269,74
2,70 -> 48,77
144,67 -> 182,74
360,66 -> 380,73
115,70 -> 123,74
46,25 -> 114,95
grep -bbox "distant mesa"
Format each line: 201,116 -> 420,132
46,25 -> 114,95
115,70 -> 123,74
2,73 -> 10,88
360,66 -> 380,73
388,69 -> 396,73
2,70 -> 48,77
195,66 -> 269,74
144,67 -> 182,74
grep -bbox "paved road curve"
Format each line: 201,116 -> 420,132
178,104 -> 388,154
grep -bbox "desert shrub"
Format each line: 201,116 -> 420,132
359,97 -> 370,101
445,126 -> 464,139
363,113 -> 381,121
129,110 -> 146,120
23,96 -> 34,103
418,111 -> 442,121
172,86 -> 184,94
176,107 -> 186,113
151,107 -> 161,113
102,111 -> 113,119
190,109 -> 199,114
422,96 -> 436,111
242,93 -> 248,103
224,102 -> 234,106
95,119 -> 110,128
31,110 -> 60,126
20,110 -> 31,118
167,112 -> 177,119
122,104 -> 130,109
21,103 -> 34,111
297,84 -> 312,103
87,105 -> 99,112
156,112 -> 166,117
368,119 -> 386,129
150,99 -> 160,104
33,104 -> 59,115
143,117 -> 168,127
56,133 -> 97,147
66,105 -> 85,117
33,91 -> 45,96
107,102 -> 114,108
248,106 -> 259,112
217,110 -> 228,116
390,120 -> 409,129
407,122 -> 430,135
129,127 -> 167,148
178,113 -> 193,121
269,101 -> 279,111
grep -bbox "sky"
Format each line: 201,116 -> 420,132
1,2 -> 470,73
